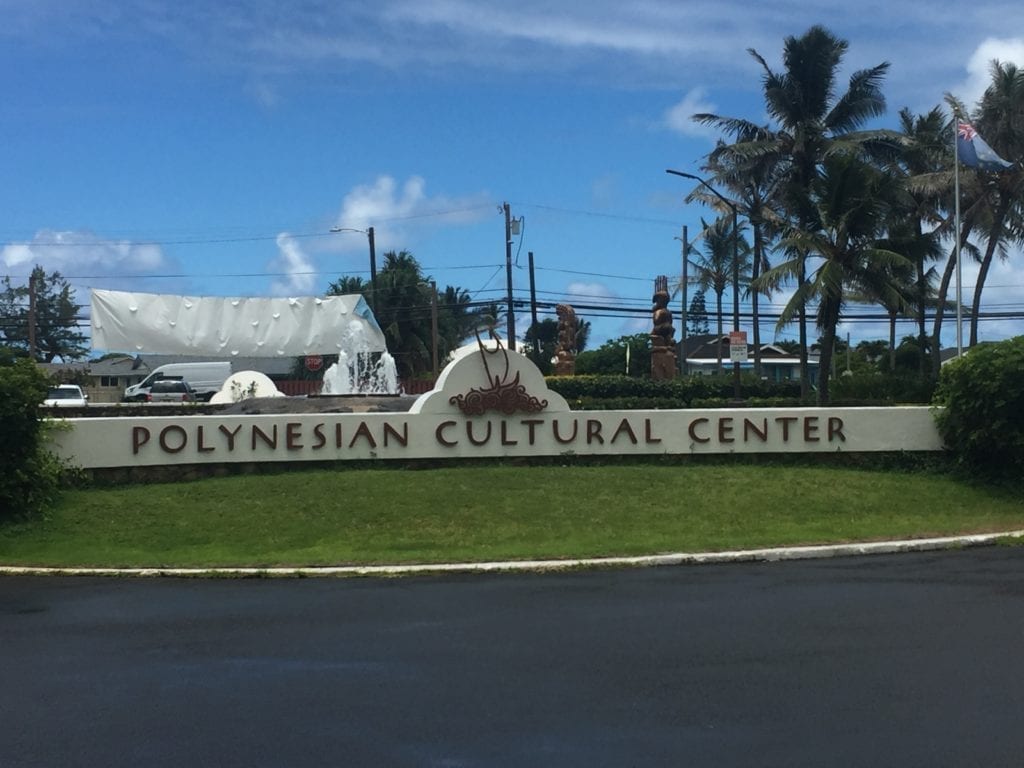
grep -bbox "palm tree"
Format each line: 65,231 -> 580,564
436,284 -> 499,362
763,153 -> 910,404
691,217 -> 751,374
329,253 -> 496,377
327,275 -> 368,296
925,97 -> 987,377
698,125 -> 784,378
967,61 -> 1024,346
694,25 -> 895,397
892,106 -> 951,377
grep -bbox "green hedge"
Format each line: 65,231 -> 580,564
933,337 -> 1024,479
546,374 -> 803,408
0,355 -> 64,519
830,371 -> 934,404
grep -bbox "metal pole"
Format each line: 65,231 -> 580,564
528,251 -> 539,362
953,120 -> 963,357
680,226 -> 688,376
28,269 -> 37,360
503,202 -> 516,346
732,206 -> 741,401
367,226 -> 378,313
430,280 -> 439,378
665,170 -> 741,399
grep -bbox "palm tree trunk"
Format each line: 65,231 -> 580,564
817,299 -> 842,406
752,222 -> 763,378
798,267 -> 810,400
817,326 -> 834,406
930,248 -> 955,379
931,209 -> 974,379
915,224 -> 929,379
969,198 -> 1009,346
889,309 -> 897,371
715,291 -> 724,374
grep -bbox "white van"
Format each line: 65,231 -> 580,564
123,362 -> 232,402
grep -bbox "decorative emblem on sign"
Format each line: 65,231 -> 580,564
449,330 -> 548,415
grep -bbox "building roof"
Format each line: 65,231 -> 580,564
680,335 -> 818,365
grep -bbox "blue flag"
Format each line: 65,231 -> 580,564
957,122 -> 1014,171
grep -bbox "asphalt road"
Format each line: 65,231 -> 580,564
2,547 -> 1023,767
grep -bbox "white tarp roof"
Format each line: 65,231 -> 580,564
90,289 -> 386,357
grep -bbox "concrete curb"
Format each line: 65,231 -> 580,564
2,530 -> 1022,579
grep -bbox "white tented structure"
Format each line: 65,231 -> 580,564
90,289 -> 386,357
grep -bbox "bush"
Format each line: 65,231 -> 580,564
0,355 -> 63,519
545,374 -> 802,408
932,337 -> 1024,479
830,371 -> 934,404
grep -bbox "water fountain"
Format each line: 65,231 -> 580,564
320,323 -> 399,395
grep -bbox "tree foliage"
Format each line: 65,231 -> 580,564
0,354 -> 64,519
933,336 -> 1024,479
575,334 -> 651,377
766,153 -> 910,404
693,25 -> 896,398
1,266 -> 88,362
327,251 -> 491,378
687,290 -> 710,335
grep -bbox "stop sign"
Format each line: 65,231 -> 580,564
305,355 -> 323,372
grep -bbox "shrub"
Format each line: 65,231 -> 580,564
0,355 -> 63,519
932,337 -> 1024,479
830,371 -> 934,404
545,374 -> 802,408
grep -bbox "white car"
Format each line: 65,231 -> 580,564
43,385 -> 89,408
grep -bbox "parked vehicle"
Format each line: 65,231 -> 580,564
145,380 -> 198,403
43,384 -> 88,407
123,362 -> 231,402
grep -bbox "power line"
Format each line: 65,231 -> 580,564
0,205 -> 499,250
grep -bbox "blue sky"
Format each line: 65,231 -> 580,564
2,0 -> 1022,353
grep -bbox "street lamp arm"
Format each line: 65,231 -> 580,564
330,227 -> 378,314
665,169 -> 737,216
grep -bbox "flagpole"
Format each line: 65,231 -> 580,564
954,117 -> 963,357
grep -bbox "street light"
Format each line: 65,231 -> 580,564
666,169 -> 742,401
330,226 -> 378,312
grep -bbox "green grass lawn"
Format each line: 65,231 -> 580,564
1,464 -> 1022,568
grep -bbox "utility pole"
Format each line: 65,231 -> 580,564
367,226 -> 378,312
503,202 -> 516,346
528,251 -> 539,363
329,226 -> 378,312
28,270 -> 37,360
679,225 -> 688,376
430,280 -> 439,378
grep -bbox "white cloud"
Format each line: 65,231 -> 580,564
0,229 -> 167,276
270,233 -> 317,295
662,88 -> 719,138
332,175 -> 490,252
391,1 -> 696,56
590,174 -> 617,209
565,281 -> 615,302
954,37 -> 1024,109
244,79 -> 281,109
620,317 -> 649,335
